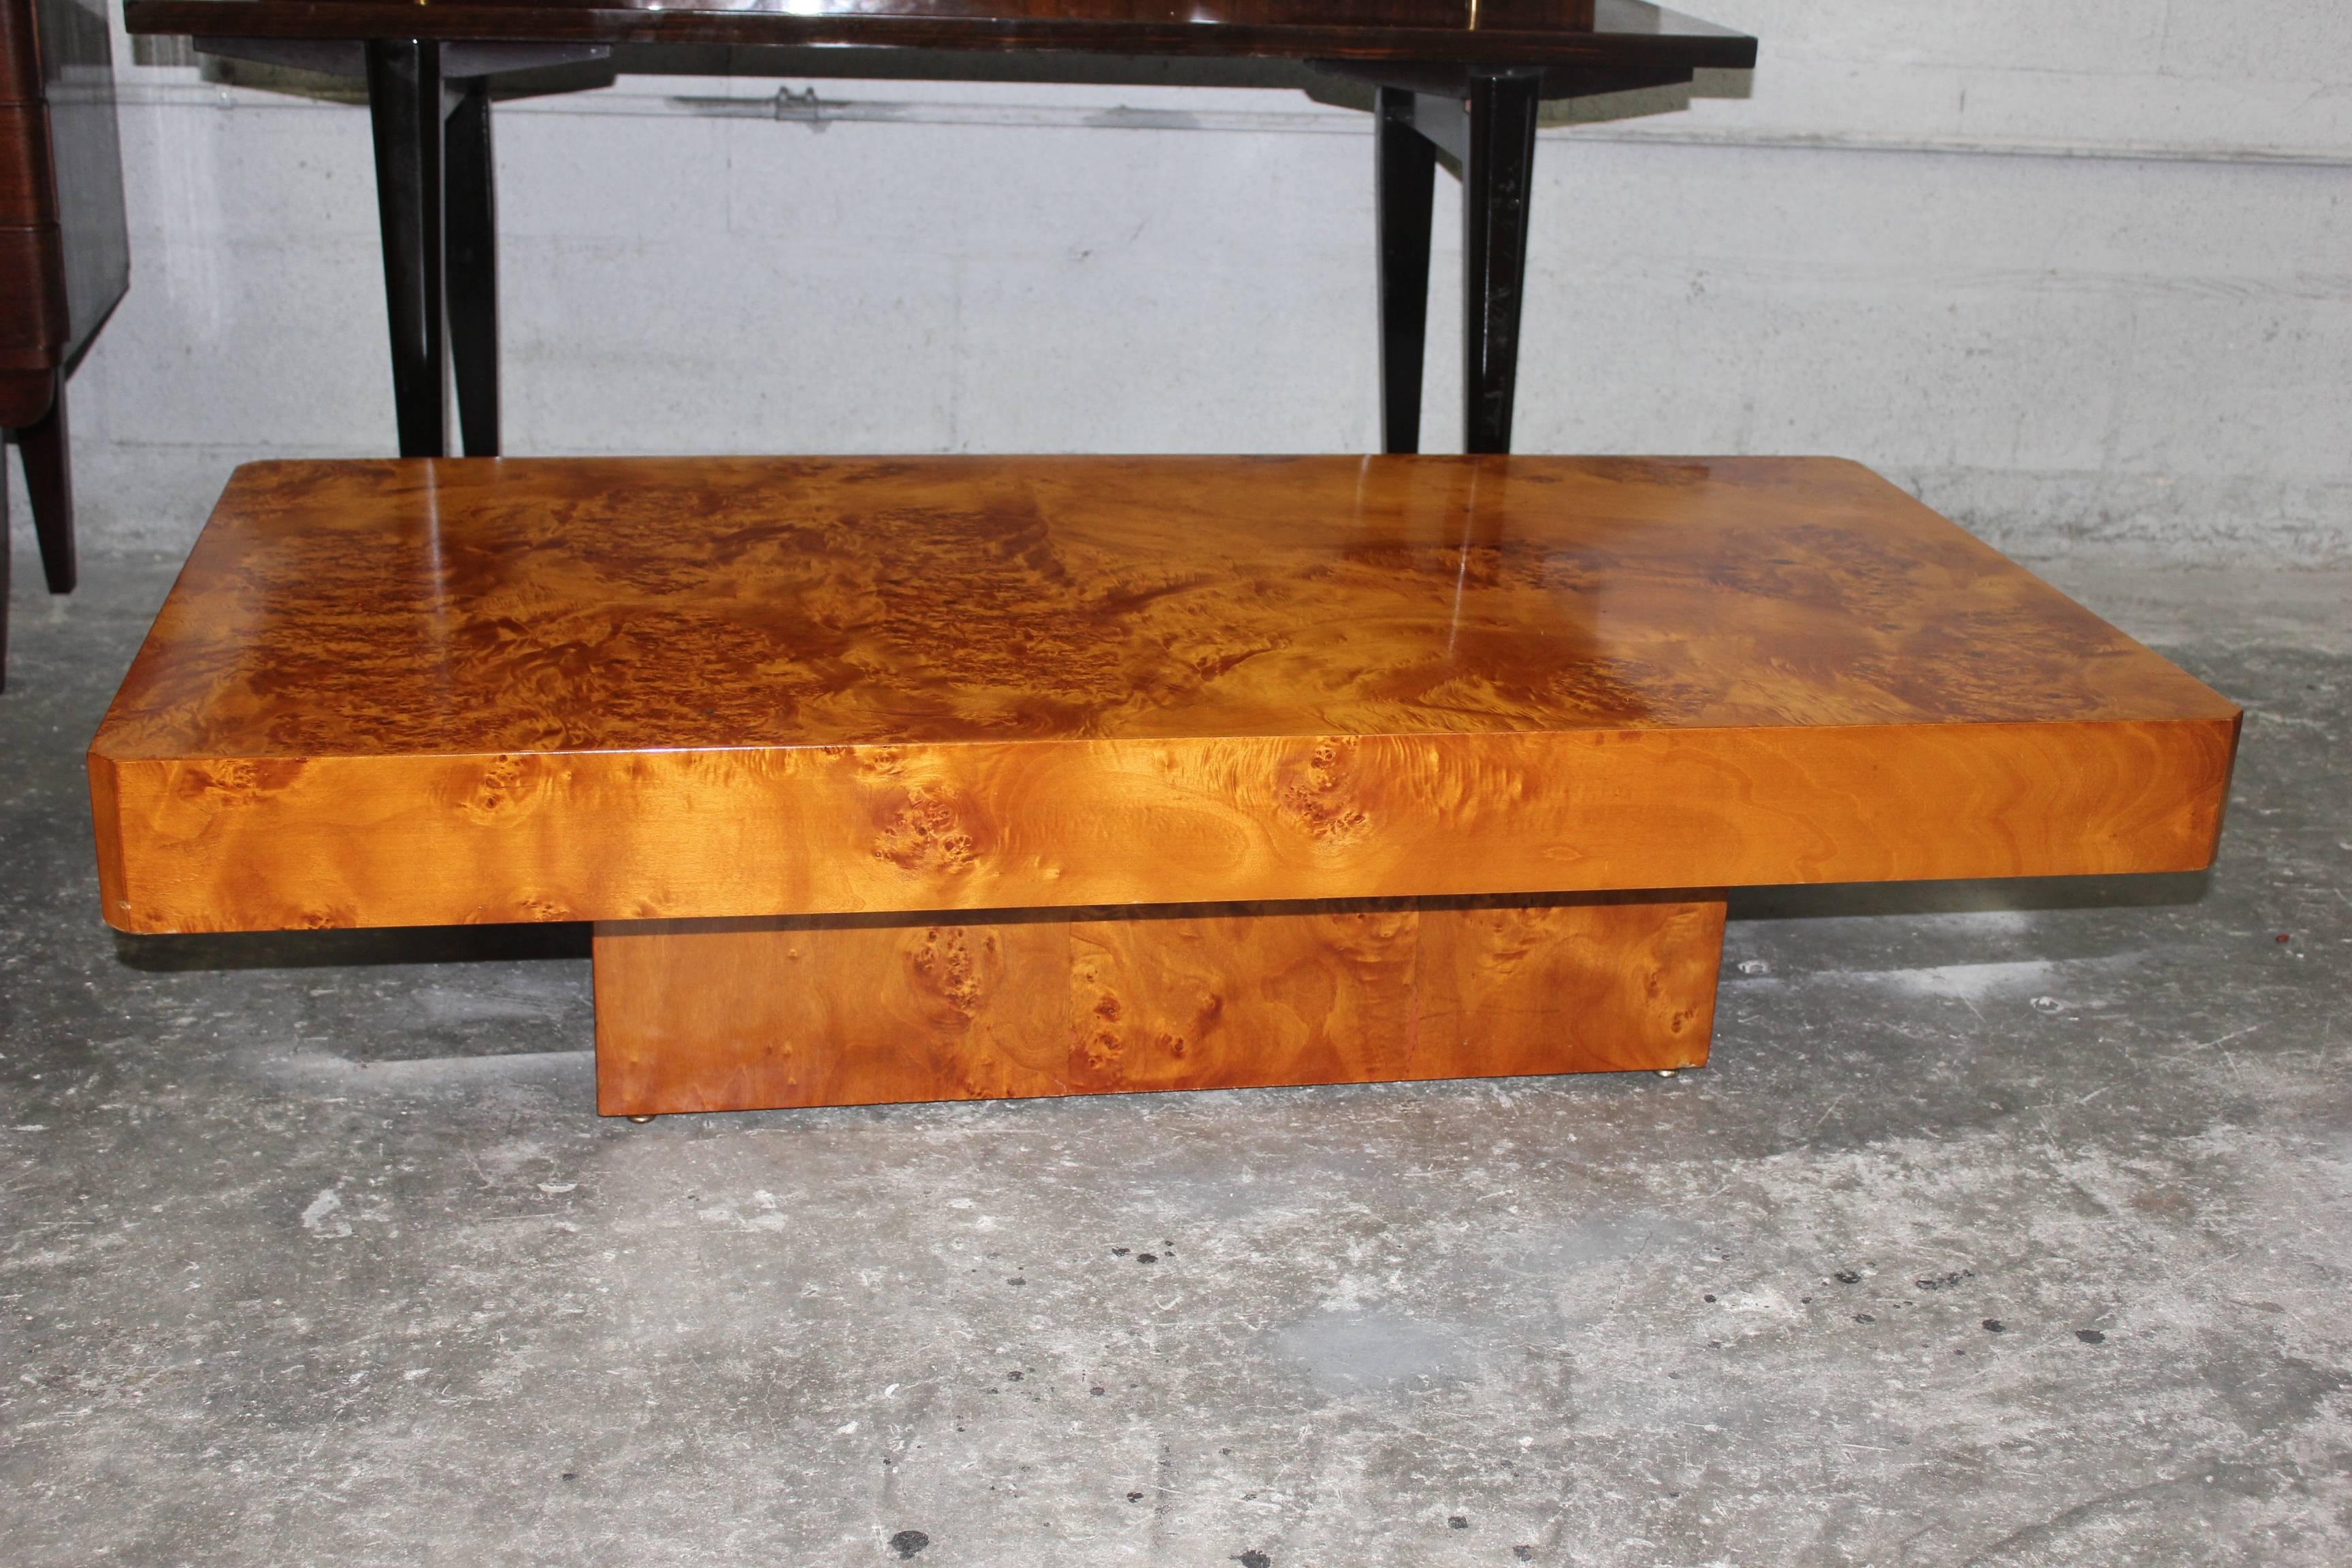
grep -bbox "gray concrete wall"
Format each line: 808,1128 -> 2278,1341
16,1 -> 2352,564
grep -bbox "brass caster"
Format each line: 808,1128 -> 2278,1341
1655,1068 -> 1680,1079
626,1114 -> 656,1123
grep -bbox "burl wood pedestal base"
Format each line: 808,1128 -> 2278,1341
591,893 -> 1725,1115
89,456 -> 2240,1122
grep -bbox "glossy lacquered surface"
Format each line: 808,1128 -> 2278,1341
125,0 -> 1756,66
88,455 -> 2241,931
592,892 -> 1723,1114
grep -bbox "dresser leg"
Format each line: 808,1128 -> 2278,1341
591,892 -> 1725,1115
1375,86 -> 1436,455
18,372 -> 74,593
365,39 -> 448,458
1462,71 -> 1542,455
444,76 -> 501,459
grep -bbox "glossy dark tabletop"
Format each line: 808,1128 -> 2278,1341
122,0 -> 1756,68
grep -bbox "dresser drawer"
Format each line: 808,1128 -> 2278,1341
0,221 -> 67,363
0,102 -> 54,225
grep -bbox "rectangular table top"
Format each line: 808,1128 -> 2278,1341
124,0 -> 1757,70
91,455 -> 2239,932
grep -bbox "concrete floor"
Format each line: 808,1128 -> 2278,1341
2,551 -> 2347,1567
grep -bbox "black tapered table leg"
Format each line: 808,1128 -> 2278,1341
445,75 -> 500,458
365,39 -> 447,458
1375,86 -> 1437,455
19,371 -> 75,593
1462,71 -> 1542,455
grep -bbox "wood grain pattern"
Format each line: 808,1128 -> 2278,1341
125,0 -> 1756,72
592,891 -> 1722,1114
595,913 -> 1071,1112
1414,893 -> 1722,1075
1068,901 -> 1422,1093
88,455 -> 2241,933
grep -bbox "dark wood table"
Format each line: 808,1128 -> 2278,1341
122,0 -> 1754,459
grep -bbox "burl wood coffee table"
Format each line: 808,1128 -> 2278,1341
88,456 -> 2239,1117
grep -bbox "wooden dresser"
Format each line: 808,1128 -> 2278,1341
1,0 -> 127,687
